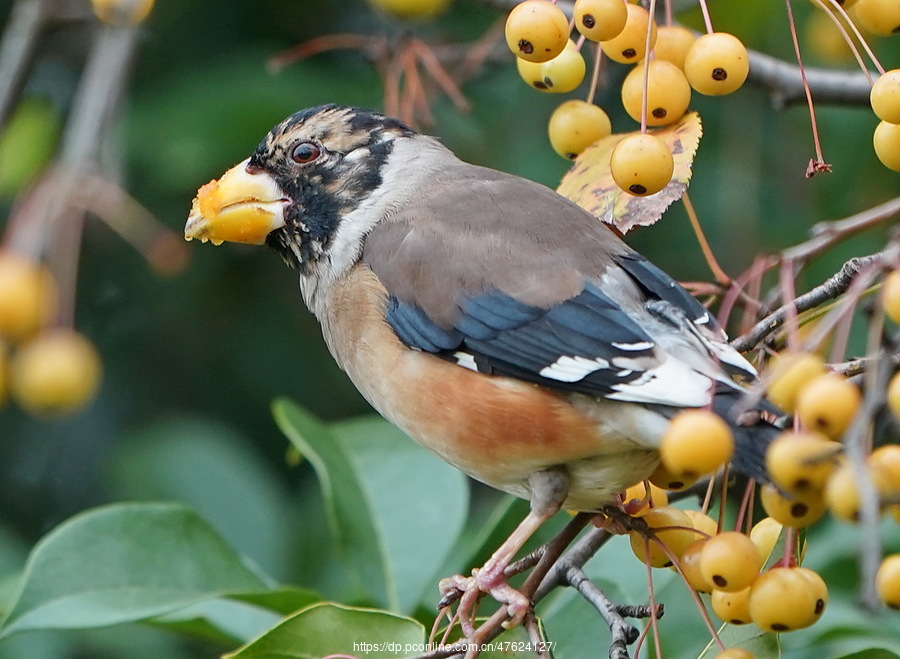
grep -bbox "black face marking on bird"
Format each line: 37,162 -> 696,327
248,104 -> 416,272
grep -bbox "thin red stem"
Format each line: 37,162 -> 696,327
784,0 -> 830,175
697,0 -> 715,33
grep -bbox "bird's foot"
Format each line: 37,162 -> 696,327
438,564 -> 530,638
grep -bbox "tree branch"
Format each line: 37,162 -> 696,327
730,252 -> 885,353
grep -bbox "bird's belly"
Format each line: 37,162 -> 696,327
321,265 -> 662,510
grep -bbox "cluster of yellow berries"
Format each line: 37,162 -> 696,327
620,413 -> 831,646
0,250 -> 101,418
612,269 -> 900,654
504,0 -> 750,196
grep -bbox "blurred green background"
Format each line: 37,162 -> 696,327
0,0 -> 898,657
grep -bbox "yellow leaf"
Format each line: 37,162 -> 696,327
557,112 -> 702,234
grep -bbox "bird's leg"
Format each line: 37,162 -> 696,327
439,467 -> 570,637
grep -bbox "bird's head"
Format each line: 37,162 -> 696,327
184,104 -> 416,273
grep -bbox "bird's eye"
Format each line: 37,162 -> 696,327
290,142 -> 321,164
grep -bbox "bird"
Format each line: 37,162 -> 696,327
185,104 -> 780,634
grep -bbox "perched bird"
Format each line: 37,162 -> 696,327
185,104 -> 779,631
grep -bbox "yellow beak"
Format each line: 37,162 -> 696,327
184,158 -> 287,246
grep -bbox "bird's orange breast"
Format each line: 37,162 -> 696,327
319,264 -> 659,509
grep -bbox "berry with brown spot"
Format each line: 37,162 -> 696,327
700,531 -> 762,592
795,373 -> 861,439
610,133 -> 674,196
620,59 -> 692,127
573,0 -> 627,42
600,3 -> 657,64
748,566 -> 828,631
760,483 -> 827,528
683,32 -> 749,96
504,0 -> 570,63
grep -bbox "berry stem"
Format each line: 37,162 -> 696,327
733,478 -> 756,533
810,0 -> 878,84
586,42 -> 603,105
779,258 -> 802,351
817,0 -> 885,77
639,0 -> 658,134
682,192 -> 732,286
664,0 -> 673,27
662,542 -> 727,651
641,538 -> 664,659
574,32 -> 586,51
784,0 -> 831,177
697,0 -> 715,34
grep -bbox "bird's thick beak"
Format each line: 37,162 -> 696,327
184,158 -> 287,246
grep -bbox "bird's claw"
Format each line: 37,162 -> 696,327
439,568 -> 531,638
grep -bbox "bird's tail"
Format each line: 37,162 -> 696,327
712,387 -> 787,484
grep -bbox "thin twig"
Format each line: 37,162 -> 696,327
731,252 -> 884,352
783,195 -> 900,262
0,0 -> 47,129
560,565 -> 640,659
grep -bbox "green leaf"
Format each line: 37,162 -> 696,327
226,602 -> 424,659
330,416 -> 468,613
0,502 -> 268,636
108,417 -> 294,579
152,587 -> 321,644
698,624 -> 780,658
271,399 -> 386,605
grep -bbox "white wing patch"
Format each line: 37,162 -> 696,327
611,341 -> 655,351
540,355 -> 611,382
454,351 -> 479,372
607,356 -> 714,407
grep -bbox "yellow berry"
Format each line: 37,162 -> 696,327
610,132 -> 674,196
573,0 -> 627,42
660,409 -> 734,479
883,270 -> 900,323
505,0 -> 570,63
765,431 -> 841,493
653,25 -> 696,69
852,0 -> 900,36
91,0 -> 154,25
749,567 -> 828,631
766,351 -> 827,414
547,100 -> 612,159
623,479 -> 669,515
711,587 -> 753,625
805,9 -> 854,64
700,531 -> 762,592
796,373 -> 861,439
822,460 -> 891,522
869,445 -> 900,499
877,554 -> 900,609
629,506 -> 696,567
366,0 -> 452,20
10,329 -> 102,416
888,373 -> 900,420
620,59 -> 691,127
675,538 -> 713,592
516,39 -> 586,93
600,3 -> 657,64
713,650 -> 754,659
871,70 -> 900,124
648,461 -> 698,491
683,32 -> 749,96
749,517 -> 783,562
874,120 -> 900,171
759,483 -> 827,528
684,509 -> 719,538
0,251 -> 58,343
